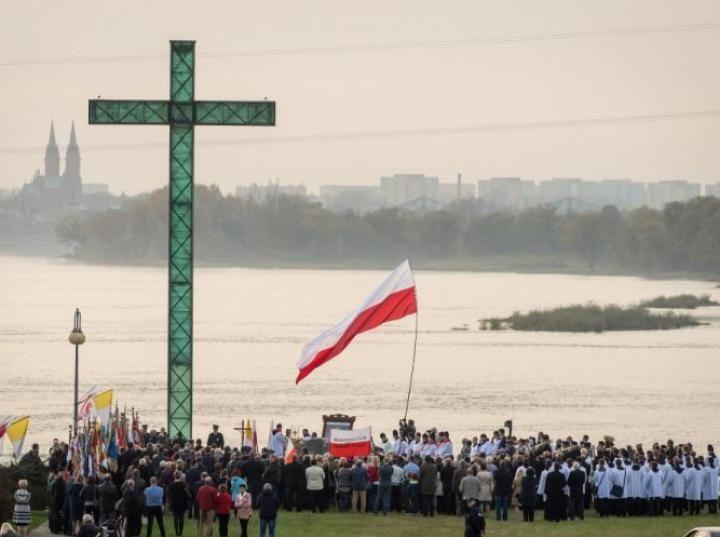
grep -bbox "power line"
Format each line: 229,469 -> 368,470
1,109 -> 718,156
1,21 -> 719,67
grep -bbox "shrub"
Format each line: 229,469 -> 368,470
639,294 -> 719,309
481,303 -> 700,333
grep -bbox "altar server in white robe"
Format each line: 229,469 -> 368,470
685,459 -> 703,515
420,435 -> 436,458
594,459 -> 612,518
625,461 -> 646,516
392,433 -> 408,458
662,458 -> 674,511
435,433 -> 453,459
644,461 -> 665,516
409,434 -> 423,457
666,463 -> 686,516
609,459 -> 628,516
702,456 -> 719,513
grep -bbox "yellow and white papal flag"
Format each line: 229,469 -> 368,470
93,389 -> 114,426
0,416 -> 31,458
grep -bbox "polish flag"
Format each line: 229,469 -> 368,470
296,260 -> 417,384
329,427 -> 373,458
284,437 -> 297,464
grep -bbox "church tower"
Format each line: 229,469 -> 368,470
44,122 -> 60,177
63,121 -> 82,200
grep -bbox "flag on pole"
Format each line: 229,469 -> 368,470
284,436 -> 297,463
267,420 -> 275,451
252,420 -> 258,452
242,418 -> 255,449
0,416 -> 11,456
296,259 -> 417,383
77,385 -> 99,421
93,390 -> 114,425
7,416 -> 30,458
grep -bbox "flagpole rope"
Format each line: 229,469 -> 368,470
403,307 -> 419,421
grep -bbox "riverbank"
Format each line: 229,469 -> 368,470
3,249 -> 717,283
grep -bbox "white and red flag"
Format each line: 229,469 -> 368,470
329,427 -> 373,458
296,259 -> 417,383
284,436 -> 297,463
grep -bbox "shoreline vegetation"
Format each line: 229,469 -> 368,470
0,245 -> 718,285
639,293 -> 719,309
28,186 -> 718,281
480,303 -> 702,332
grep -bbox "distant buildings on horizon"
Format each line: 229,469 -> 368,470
11,122 -> 115,219
236,174 -> 719,213
5,124 -> 717,216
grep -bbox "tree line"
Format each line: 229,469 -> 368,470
55,185 -> 720,277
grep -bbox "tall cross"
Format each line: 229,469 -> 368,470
89,41 -> 276,440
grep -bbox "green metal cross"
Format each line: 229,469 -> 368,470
88,41 -> 275,440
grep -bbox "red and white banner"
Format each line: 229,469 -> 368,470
329,427 -> 373,458
284,437 -> 297,463
296,260 -> 417,383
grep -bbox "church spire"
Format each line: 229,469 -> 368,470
44,121 -> 60,177
63,120 -> 82,199
68,121 -> 78,148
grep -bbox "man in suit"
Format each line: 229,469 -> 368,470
567,461 -> 586,520
207,425 -> 224,448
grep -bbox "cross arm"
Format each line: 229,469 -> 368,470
194,101 -> 275,126
88,99 -> 275,126
89,100 -> 169,125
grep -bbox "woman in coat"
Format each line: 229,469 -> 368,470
476,463 -> 494,513
234,484 -> 252,537
419,456 -> 438,517
459,468 -> 481,510
520,468 -> 538,522
68,475 -> 85,536
79,474 -> 99,524
167,471 -> 190,536
12,480 -> 31,537
257,484 -> 279,537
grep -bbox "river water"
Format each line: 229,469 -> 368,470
1,256 -> 718,452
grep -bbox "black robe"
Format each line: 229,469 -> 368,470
544,470 -> 567,522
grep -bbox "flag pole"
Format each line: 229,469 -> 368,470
402,305 -> 419,421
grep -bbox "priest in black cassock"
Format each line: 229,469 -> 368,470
544,462 -> 567,522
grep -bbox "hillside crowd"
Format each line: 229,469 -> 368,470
8,420 -> 720,537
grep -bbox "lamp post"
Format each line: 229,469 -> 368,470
68,308 -> 85,437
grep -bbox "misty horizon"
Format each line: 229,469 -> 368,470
2,0 -> 720,195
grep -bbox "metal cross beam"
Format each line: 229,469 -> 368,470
88,41 -> 276,440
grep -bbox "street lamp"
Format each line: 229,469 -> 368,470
68,308 -> 85,437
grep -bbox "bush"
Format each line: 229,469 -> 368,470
639,294 -> 719,309
481,303 -> 700,333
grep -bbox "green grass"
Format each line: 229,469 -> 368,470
29,510 -> 720,537
640,294 -> 719,309
481,303 -> 700,332
30,511 -> 46,529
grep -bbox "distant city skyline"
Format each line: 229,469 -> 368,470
3,121 -> 720,201
2,1 -> 720,195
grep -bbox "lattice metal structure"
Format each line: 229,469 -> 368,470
89,41 -> 276,440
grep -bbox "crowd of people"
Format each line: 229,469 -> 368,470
8,420 -> 720,537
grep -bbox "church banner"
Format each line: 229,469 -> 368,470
329,427 -> 372,458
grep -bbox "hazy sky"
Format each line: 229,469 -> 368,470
2,0 -> 720,195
